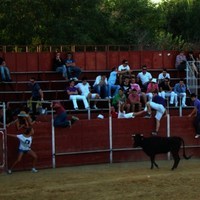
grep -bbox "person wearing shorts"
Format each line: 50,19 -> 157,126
144,92 -> 167,135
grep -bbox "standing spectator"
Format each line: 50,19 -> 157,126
53,52 -> 68,80
52,101 -> 79,128
174,79 -> 187,107
93,74 -> 109,99
187,51 -> 198,76
118,59 -> 132,84
175,51 -> 187,71
66,80 -> 89,110
144,92 -> 167,136
137,65 -> 152,92
0,58 -> 12,82
107,67 -> 121,98
64,52 -> 81,81
188,93 -> 200,138
159,78 -> 178,106
75,77 -> 100,109
128,89 -> 142,112
29,77 -> 44,116
7,127 -> 38,174
158,68 -> 171,84
146,78 -> 159,102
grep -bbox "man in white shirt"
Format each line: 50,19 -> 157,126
137,65 -> 152,92
76,77 -> 100,109
158,68 -> 171,84
118,59 -> 132,84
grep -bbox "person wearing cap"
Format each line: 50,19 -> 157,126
144,91 -> 167,136
188,93 -> 200,139
146,78 -> 159,102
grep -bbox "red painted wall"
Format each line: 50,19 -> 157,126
1,50 -> 179,72
5,115 -> 200,171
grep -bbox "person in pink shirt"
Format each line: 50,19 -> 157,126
146,78 -> 159,102
128,89 -> 142,112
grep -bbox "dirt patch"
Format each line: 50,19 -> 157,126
0,159 -> 200,200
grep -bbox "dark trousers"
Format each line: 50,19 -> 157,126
194,114 -> 200,135
54,112 -> 70,127
32,96 -> 41,115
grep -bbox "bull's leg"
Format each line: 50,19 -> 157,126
150,156 -> 159,169
171,152 -> 180,170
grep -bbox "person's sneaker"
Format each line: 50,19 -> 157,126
68,121 -> 72,128
93,105 -> 98,109
182,104 -> 187,107
144,113 -> 151,118
74,107 -> 79,110
152,131 -> 158,136
7,169 -> 12,174
72,116 -> 79,121
73,77 -> 78,81
175,103 -> 178,107
31,168 -> 38,173
195,134 -> 200,139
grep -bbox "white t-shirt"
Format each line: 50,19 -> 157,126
137,72 -> 152,85
17,134 -> 32,151
75,82 -> 91,96
158,73 -> 170,81
118,64 -> 130,71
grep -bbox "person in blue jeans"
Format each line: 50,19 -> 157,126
64,52 -> 81,81
0,59 -> 12,82
52,101 -> 79,128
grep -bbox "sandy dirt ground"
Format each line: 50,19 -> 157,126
0,159 -> 200,200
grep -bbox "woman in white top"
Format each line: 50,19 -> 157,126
7,127 -> 38,174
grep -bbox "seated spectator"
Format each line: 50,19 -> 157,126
93,74 -> 109,99
174,79 -> 187,107
158,68 -> 171,84
0,58 -> 12,82
175,51 -> 187,71
187,51 -> 198,76
118,59 -> 132,84
128,89 -> 142,112
107,67 -> 121,98
66,80 -> 89,110
121,76 -> 131,98
146,78 -> 159,102
53,52 -> 68,80
130,76 -> 147,105
137,65 -> 152,92
112,88 -> 130,113
159,78 -> 178,106
75,77 -> 100,109
52,101 -> 79,128
64,52 -> 81,81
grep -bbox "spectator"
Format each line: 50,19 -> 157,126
188,93 -> 200,138
64,52 -> 81,81
158,68 -> 171,84
0,58 -> 12,82
137,65 -> 152,92
93,74 -> 109,99
146,78 -> 159,102
112,88 -> 130,113
144,92 -> 167,136
159,78 -> 178,107
7,127 -> 38,174
52,101 -> 79,128
175,51 -> 187,71
130,76 -> 147,105
107,67 -> 121,98
66,80 -> 89,110
187,51 -> 198,76
118,59 -> 132,84
121,76 -> 131,98
28,77 -> 44,116
128,89 -> 142,112
53,52 -> 68,80
75,77 -> 100,109
174,79 -> 187,107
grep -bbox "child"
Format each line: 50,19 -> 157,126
7,127 -> 38,174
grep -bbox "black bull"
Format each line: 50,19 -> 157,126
132,134 -> 192,170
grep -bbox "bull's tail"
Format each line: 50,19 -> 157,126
181,138 -> 192,160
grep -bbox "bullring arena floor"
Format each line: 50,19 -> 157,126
0,159 -> 200,200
